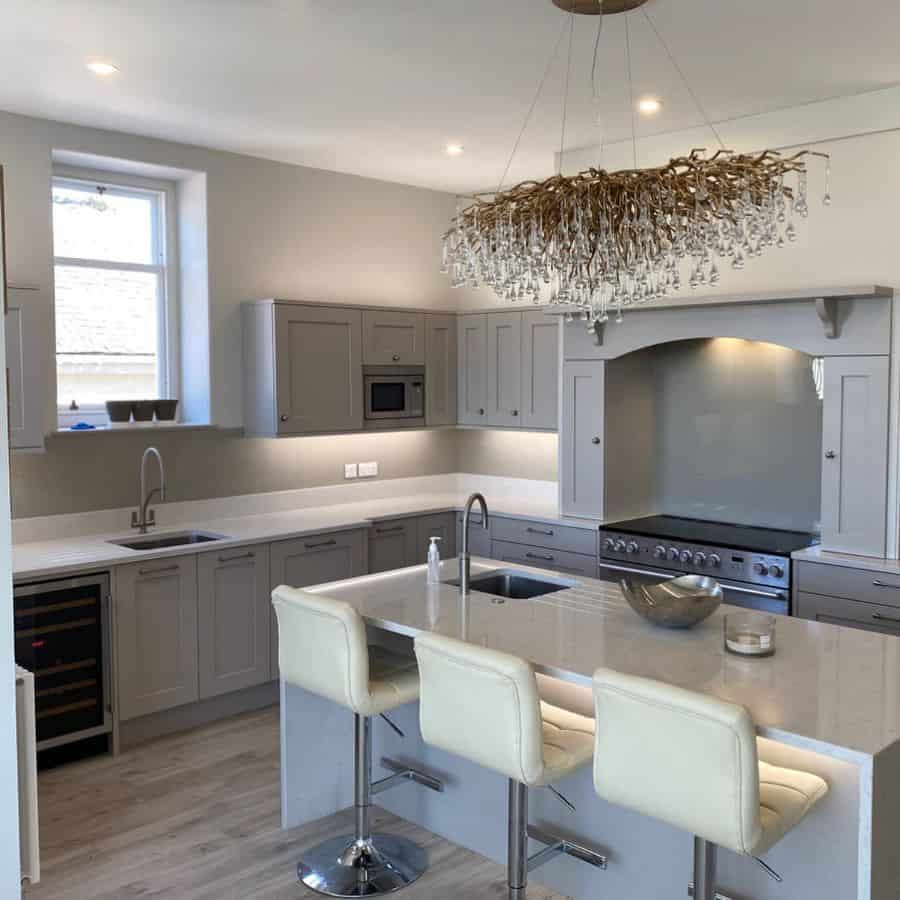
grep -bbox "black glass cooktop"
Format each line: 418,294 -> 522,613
601,515 -> 819,556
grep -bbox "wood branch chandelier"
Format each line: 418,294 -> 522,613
441,0 -> 831,325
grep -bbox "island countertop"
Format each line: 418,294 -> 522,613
305,557 -> 900,761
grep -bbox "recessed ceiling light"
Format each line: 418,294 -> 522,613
86,61 -> 119,76
637,96 -> 662,116
445,144 -> 465,156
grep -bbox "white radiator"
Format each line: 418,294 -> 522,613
15,666 -> 39,885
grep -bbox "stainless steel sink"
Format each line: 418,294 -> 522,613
109,530 -> 228,551
447,569 -> 574,599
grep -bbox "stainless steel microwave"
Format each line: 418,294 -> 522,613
363,366 -> 425,428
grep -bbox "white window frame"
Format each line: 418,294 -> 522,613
52,165 -> 180,426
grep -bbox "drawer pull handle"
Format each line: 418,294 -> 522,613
280,414 -> 289,422
526,552 -> 554,562
138,564 -> 179,576
305,538 -> 337,549
219,551 -> 255,563
872,612 -> 900,624
392,354 -> 400,361
591,436 -> 600,445
375,526 -> 404,534
479,408 -> 485,415
824,450 -> 837,459
526,527 -> 554,536
872,580 -> 900,589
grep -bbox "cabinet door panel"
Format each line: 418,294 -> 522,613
796,590 -> 900,636
458,314 -> 488,425
820,356 -> 889,555
521,310 -> 559,430
6,289 -> 44,449
491,539 -> 596,578
456,512 -> 492,558
369,518 -> 418,573
425,314 -> 457,426
486,312 -> 522,426
416,512 -> 457,561
560,360 -> 605,518
116,557 -> 198,720
269,530 -> 366,679
274,305 -> 363,434
362,310 -> 425,365
198,545 -> 270,699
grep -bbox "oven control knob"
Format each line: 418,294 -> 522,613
707,553 -> 721,568
603,538 -> 616,552
614,540 -> 627,553
626,541 -> 640,555
653,545 -> 666,560
769,564 -> 784,579
753,562 -> 769,576
667,547 -> 680,561
693,552 -> 706,567
679,549 -> 693,564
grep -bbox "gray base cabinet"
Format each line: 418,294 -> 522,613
491,539 -> 596,578
115,557 -> 199,721
198,545 -> 271,700
368,518 -> 418,573
456,511 -> 492,558
796,590 -> 900,635
416,512 -> 457,562
269,530 -> 367,679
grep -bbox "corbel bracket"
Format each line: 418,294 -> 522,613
591,319 -> 605,347
814,297 -> 841,339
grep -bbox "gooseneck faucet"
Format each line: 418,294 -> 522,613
132,446 -> 166,533
459,492 -> 489,594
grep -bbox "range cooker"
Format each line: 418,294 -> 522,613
597,515 -> 819,616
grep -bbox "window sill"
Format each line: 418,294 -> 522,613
52,422 -> 220,437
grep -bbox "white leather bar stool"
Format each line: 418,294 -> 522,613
592,667 -> 829,900
414,633 -> 608,899
272,586 -> 443,897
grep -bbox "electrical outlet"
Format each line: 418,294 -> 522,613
344,463 -> 358,480
358,461 -> 378,478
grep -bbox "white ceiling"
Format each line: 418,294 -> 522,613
2,0 -> 900,194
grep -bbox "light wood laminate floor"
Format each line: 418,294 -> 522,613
24,707 -> 570,900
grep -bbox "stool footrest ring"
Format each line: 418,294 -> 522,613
373,757 -> 444,795
526,824 -> 608,872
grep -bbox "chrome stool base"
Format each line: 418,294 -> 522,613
298,832 -> 427,897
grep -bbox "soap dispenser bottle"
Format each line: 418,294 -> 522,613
426,536 -> 442,584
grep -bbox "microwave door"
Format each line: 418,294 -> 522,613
370,381 -> 406,416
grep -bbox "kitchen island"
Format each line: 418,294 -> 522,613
280,558 -> 900,900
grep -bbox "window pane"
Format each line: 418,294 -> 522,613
55,265 -> 160,405
52,183 -> 156,265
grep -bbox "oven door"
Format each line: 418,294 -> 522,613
596,560 -> 790,616
364,376 -> 423,420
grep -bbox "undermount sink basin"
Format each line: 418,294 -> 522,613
447,569 -> 574,600
109,530 -> 228,551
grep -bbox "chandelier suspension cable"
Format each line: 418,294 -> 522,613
558,10 -> 575,175
496,18 -> 569,195
623,11 -> 638,167
641,7 -> 726,151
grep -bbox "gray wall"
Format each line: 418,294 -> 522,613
454,429 -> 558,482
623,338 -> 823,532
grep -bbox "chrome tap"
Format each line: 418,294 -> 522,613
132,447 -> 166,533
459,492 -> 489,593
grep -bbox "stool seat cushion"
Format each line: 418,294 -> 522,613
539,701 -> 595,786
366,646 -> 420,716
755,760 -> 829,855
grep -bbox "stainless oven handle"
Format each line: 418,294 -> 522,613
597,561 -> 674,579
872,580 -> 900,589
872,612 -> 900,625
719,583 -> 787,601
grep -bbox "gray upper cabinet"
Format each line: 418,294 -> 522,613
486,312 -> 522,427
820,356 -> 889,556
560,360 -> 605,519
269,529 -> 367,680
243,302 -> 363,436
115,556 -> 199,721
425,314 -> 457,426
520,310 -> 559,431
362,310 -> 425,365
458,314 -> 488,425
368,517 -> 418,573
197,545 -> 271,700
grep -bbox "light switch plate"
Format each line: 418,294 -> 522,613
344,463 -> 358,479
358,461 -> 378,478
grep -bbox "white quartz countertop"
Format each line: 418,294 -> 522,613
306,558 -> 900,760
11,491 -> 597,581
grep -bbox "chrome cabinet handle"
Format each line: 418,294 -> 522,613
872,612 -> 900,625
591,436 -> 600,445
218,551 -> 254,563
526,552 -> 554,561
280,414 -> 289,422
305,538 -> 337,549
526,527 -> 554,536
824,450 -> 836,459
375,525 -> 404,534
872,580 -> 900,589
138,564 -> 179,576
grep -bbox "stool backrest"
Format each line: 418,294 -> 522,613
593,667 -> 763,855
272,586 -> 371,714
414,633 -> 546,786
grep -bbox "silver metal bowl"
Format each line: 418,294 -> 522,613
619,574 -> 723,629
